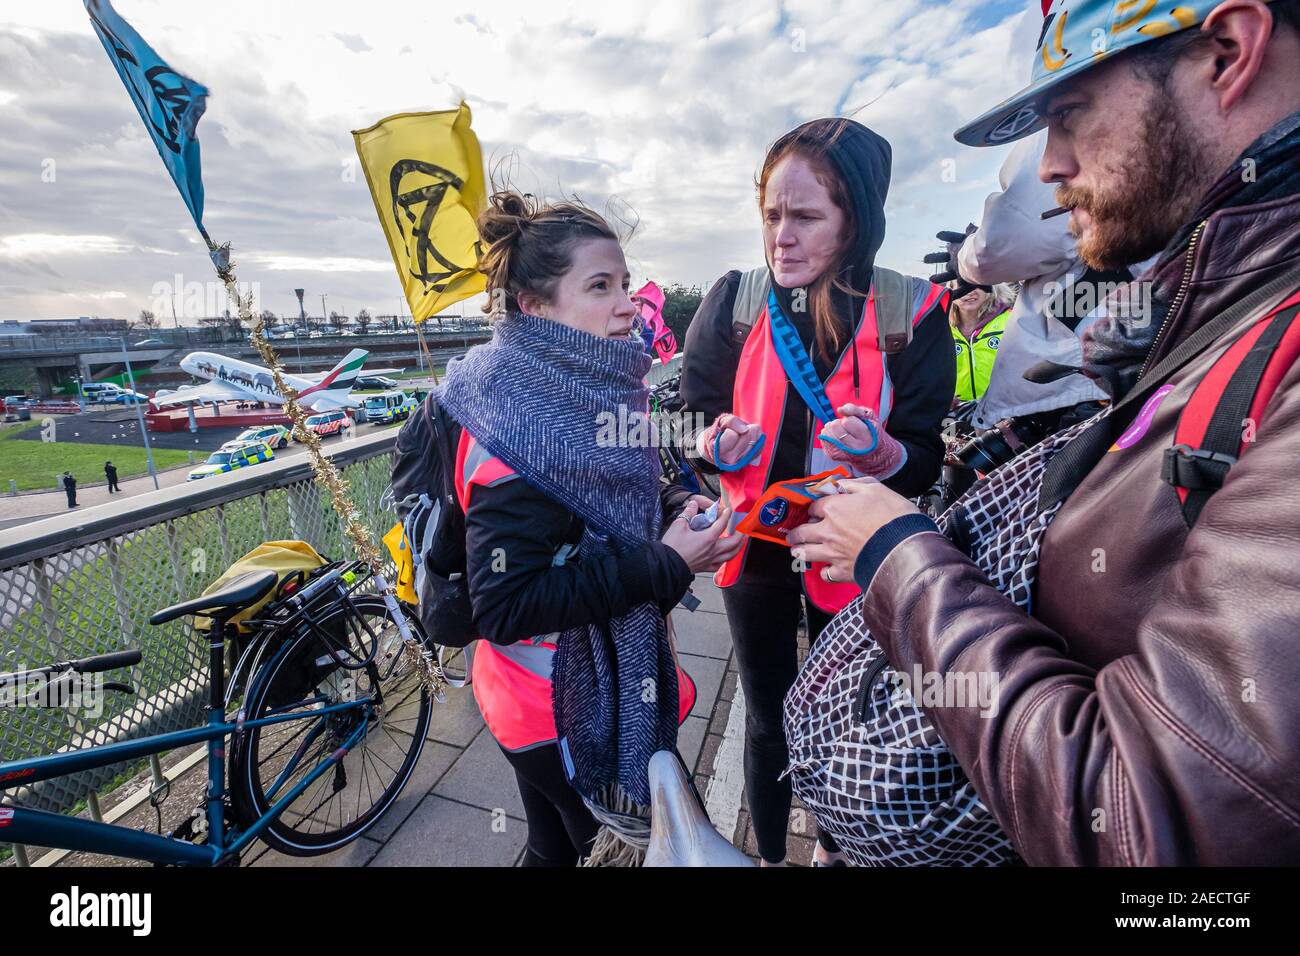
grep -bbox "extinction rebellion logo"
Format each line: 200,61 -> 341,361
389,159 -> 477,292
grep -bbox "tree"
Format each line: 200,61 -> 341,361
259,309 -> 277,326
329,310 -> 347,331
198,316 -> 226,342
355,309 -> 373,334
135,309 -> 159,330
386,312 -> 402,332
661,283 -> 703,350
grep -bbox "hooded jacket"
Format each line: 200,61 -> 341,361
958,129 -> 1108,429
682,120 -> 953,581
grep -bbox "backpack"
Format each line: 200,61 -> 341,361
389,395 -> 478,659
730,265 -> 916,354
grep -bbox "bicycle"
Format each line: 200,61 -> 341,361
0,561 -> 434,865
650,373 -> 721,499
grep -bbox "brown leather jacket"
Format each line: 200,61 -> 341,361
858,130 -> 1300,865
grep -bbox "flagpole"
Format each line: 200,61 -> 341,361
206,236 -> 445,700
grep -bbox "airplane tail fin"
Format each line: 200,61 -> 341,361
298,349 -> 368,407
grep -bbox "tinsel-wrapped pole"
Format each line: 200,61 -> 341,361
210,242 -> 446,701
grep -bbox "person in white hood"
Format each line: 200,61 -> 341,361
950,129 -> 1113,431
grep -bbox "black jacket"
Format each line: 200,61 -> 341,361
683,270 -> 952,494
681,271 -> 952,583
461,436 -> 696,645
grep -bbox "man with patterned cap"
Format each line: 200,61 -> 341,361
788,0 -> 1300,864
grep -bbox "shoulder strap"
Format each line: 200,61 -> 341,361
426,398 -> 460,511
1039,261 -> 1300,514
731,268 -> 770,343
1165,300 -> 1300,527
870,266 -> 913,354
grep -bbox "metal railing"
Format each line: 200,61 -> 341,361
0,430 -> 399,830
0,350 -> 686,861
646,352 -> 684,387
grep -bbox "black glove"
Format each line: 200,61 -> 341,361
923,224 -> 984,298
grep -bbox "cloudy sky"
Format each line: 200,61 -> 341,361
0,0 -> 1043,324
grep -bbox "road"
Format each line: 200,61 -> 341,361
0,427 -> 379,527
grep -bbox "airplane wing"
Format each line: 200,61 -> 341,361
296,365 -> 404,382
150,381 -> 247,406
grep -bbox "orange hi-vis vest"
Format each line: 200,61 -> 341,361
717,282 -> 946,613
454,429 -> 696,752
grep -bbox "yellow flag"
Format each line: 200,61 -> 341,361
353,102 -> 487,322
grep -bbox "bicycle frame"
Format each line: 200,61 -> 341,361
0,626 -> 374,866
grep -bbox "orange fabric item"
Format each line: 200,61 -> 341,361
455,428 -> 696,752
717,292 -> 891,612
735,467 -> 851,545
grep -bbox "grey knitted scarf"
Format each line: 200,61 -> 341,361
435,311 -> 679,822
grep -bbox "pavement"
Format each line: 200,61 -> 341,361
21,574 -> 819,868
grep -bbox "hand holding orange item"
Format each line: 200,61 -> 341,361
734,467 -> 851,546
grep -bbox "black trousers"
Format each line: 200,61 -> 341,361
107,476 -> 118,492
722,571 -> 840,863
499,742 -> 600,867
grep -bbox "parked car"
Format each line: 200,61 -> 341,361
221,424 -> 292,451
186,441 -> 275,481
105,389 -> 150,405
356,375 -> 399,390
303,409 -> 353,437
132,338 -> 168,347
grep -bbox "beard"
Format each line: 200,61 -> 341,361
1055,89 -> 1214,270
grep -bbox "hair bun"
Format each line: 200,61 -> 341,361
478,190 -> 536,248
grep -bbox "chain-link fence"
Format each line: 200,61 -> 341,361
0,432 -> 398,830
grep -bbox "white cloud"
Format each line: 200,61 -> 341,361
254,255 -> 393,273
0,0 -> 1042,320
0,234 -> 134,257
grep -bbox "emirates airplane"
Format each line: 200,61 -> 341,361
152,348 -> 382,412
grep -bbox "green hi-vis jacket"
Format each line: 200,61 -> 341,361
952,309 -> 1010,402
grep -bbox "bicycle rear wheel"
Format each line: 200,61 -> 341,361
232,595 -> 432,856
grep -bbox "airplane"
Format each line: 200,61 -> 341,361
151,348 -> 396,412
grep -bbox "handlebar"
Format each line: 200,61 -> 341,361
70,650 -> 142,674
0,649 -> 141,685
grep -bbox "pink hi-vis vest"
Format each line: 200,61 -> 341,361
716,281 -> 945,613
454,429 -> 696,752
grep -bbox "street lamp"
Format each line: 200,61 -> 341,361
119,337 -> 159,490
293,288 -> 306,372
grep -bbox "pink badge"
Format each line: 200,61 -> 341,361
1110,383 -> 1176,451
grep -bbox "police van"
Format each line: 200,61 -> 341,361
362,391 -> 417,425
186,441 -> 274,481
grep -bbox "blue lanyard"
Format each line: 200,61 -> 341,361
766,289 -> 877,457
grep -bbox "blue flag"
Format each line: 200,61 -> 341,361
84,0 -> 215,252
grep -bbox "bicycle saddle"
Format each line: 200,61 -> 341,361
149,570 -> 279,626
644,750 -> 754,867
